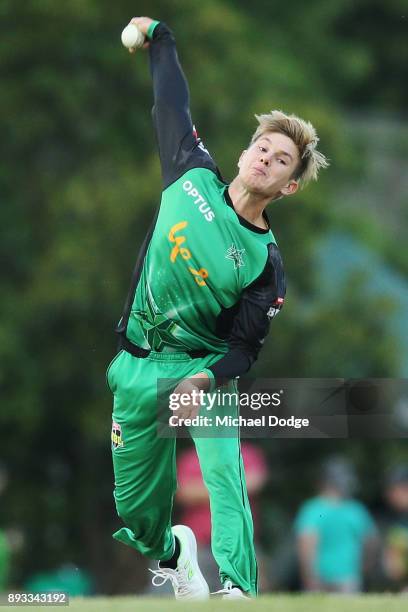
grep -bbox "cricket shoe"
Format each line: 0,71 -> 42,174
212,579 -> 251,600
149,525 -> 209,600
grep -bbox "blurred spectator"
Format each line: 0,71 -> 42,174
0,530 -> 9,592
24,564 -> 93,596
380,466 -> 408,591
0,464 -> 10,591
294,457 -> 378,593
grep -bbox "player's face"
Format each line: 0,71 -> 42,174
238,131 -> 300,199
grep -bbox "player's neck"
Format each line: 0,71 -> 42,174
228,178 -> 271,230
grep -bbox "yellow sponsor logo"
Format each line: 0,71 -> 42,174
169,221 -> 191,262
169,221 -> 209,287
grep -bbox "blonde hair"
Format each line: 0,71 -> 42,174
250,110 -> 329,186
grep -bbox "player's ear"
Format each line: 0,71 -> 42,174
238,150 -> 247,168
280,180 -> 298,197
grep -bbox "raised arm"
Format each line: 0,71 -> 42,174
129,17 -> 217,188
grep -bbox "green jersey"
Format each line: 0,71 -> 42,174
116,22 -> 286,380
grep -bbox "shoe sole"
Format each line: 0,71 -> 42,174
172,524 -> 210,600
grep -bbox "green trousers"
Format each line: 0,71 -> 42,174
107,349 -> 258,596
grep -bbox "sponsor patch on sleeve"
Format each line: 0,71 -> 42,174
267,297 -> 284,319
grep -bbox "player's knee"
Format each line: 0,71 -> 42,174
115,492 -> 173,526
114,492 -> 146,525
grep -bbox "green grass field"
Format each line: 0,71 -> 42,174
15,595 -> 408,612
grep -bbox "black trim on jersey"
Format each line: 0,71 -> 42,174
208,242 -> 286,379
119,334 -> 210,360
223,187 -> 270,234
115,207 -> 160,341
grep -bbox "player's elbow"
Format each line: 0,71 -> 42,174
229,344 -> 258,374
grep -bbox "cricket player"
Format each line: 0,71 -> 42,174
107,15 -> 328,600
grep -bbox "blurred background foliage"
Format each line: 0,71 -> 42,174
0,0 -> 407,591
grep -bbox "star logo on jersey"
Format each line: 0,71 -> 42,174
133,284 -> 189,351
225,244 -> 245,269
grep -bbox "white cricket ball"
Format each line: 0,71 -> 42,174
121,24 -> 145,49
